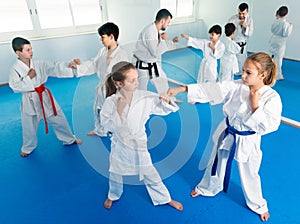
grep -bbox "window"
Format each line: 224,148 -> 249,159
0,0 -> 106,43
160,0 -> 197,24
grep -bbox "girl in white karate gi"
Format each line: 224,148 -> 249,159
269,6 -> 293,80
69,22 -> 129,136
168,52 -> 282,221
9,37 -> 82,157
219,23 -> 240,81
181,25 -> 225,83
100,62 -> 183,211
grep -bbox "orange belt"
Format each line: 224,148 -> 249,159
33,84 -> 57,134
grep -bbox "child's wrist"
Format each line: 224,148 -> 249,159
182,86 -> 188,92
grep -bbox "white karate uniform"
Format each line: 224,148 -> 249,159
76,46 -> 129,136
9,59 -> 77,154
269,18 -> 293,80
187,37 -> 225,83
228,14 -> 254,74
134,23 -> 176,93
187,80 -> 282,215
219,36 -> 240,81
100,90 -> 179,205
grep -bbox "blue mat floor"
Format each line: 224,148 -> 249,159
0,50 -> 299,224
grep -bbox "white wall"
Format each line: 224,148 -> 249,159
0,0 -> 203,85
197,0 -> 299,60
1,0 -> 299,85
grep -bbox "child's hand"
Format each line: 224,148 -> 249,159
209,42 -> 215,50
69,59 -> 81,68
249,89 -> 261,112
68,61 -> 77,69
159,93 -> 170,104
28,68 -> 36,79
167,86 -> 186,97
172,36 -> 179,43
181,33 -> 189,39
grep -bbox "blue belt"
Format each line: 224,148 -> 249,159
211,117 -> 255,193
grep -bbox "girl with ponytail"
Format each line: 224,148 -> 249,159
101,61 -> 183,211
168,52 -> 282,221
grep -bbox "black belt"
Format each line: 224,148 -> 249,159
135,60 -> 159,79
237,42 -> 247,54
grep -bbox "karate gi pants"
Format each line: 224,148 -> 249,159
272,54 -> 284,80
236,45 -> 248,75
21,108 -> 76,154
137,64 -> 169,94
195,149 -> 268,215
108,166 -> 171,206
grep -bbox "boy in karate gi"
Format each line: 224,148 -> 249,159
69,22 -> 129,136
9,37 -> 82,157
181,25 -> 225,83
269,6 -> 293,80
219,23 -> 241,81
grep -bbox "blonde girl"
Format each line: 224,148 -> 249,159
168,52 -> 282,221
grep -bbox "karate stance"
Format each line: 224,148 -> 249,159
69,22 -> 129,136
181,25 -> 225,83
168,52 -> 282,221
134,8 -> 178,94
269,6 -> 293,80
228,3 -> 254,75
100,62 -> 183,211
9,37 -> 82,157
219,23 -> 240,81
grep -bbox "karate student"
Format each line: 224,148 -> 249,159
69,22 -> 129,136
219,23 -> 241,81
181,25 -> 225,83
228,2 -> 254,75
269,6 -> 293,80
9,37 -> 82,157
100,61 -> 183,211
168,52 -> 282,221
133,8 -> 179,94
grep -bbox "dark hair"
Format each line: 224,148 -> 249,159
209,25 -> 222,35
246,52 -> 278,86
12,37 -> 30,52
98,22 -> 119,41
225,23 -> 236,36
239,3 -> 249,11
155,9 -> 173,22
106,62 -> 136,98
277,6 -> 288,17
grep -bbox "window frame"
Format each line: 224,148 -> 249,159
0,0 -> 107,44
161,0 -> 199,25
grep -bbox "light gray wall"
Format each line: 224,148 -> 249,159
1,0 -> 299,85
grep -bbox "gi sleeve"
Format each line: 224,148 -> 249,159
100,96 -> 118,133
243,91 -> 282,135
9,67 -> 34,93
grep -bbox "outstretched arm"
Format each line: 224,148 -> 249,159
167,86 -> 187,97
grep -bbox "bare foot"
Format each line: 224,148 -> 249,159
168,200 -> 183,211
190,189 -> 201,198
20,152 -> 29,157
87,131 -> 97,136
104,198 -> 113,209
75,139 -> 83,144
260,212 -> 270,222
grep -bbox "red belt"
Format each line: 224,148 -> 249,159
33,84 -> 57,134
